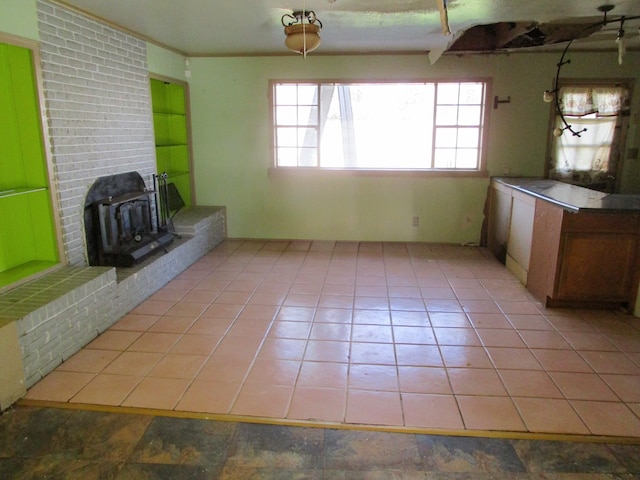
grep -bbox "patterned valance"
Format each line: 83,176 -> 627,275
559,86 -> 630,117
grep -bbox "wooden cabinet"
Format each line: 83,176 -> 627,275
487,178 -> 640,311
528,200 -> 640,309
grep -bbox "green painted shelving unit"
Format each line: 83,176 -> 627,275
0,42 -> 59,289
150,78 -> 193,208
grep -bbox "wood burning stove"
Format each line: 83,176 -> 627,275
84,172 -> 173,267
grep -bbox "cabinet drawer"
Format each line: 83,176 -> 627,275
562,211 -> 640,233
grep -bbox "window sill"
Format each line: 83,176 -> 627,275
268,167 -> 489,178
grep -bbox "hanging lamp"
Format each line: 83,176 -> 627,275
281,10 -> 323,56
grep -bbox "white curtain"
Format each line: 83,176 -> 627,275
551,86 -> 628,186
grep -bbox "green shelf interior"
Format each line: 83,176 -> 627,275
0,42 -> 59,290
151,78 -> 192,207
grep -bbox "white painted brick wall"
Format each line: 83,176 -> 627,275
37,0 -> 156,267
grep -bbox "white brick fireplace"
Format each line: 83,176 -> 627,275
0,1 -> 226,409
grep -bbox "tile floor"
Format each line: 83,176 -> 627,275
3,406 -> 640,479
24,240 -> 640,438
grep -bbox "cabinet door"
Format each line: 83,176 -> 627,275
505,191 -> 535,284
557,232 -> 638,301
487,184 -> 512,263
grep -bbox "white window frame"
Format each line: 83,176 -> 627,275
269,79 -> 491,177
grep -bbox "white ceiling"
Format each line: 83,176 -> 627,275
57,0 -> 640,57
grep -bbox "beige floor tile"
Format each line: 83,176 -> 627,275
392,326 -> 436,344
448,368 -> 508,396
347,342 -> 395,365
348,364 -> 399,391
601,374 -> 640,402
498,370 -> 563,398
402,393 -> 464,429
164,301 -> 209,318
531,349 -> 594,373
23,241 -> 640,439
321,293 -> 356,309
579,351 -> 640,375
496,301 -> 541,315
467,313 -> 512,329
314,307 -> 353,323
70,374 -> 141,406
131,299 -> 175,316
345,390 -> 403,426
397,366 -> 452,394
175,380 -> 241,414
268,321 -> 312,340
231,383 -> 293,418
560,331 -> 618,351
456,396 -> 527,431
196,356 -> 252,383
287,387 -> 346,423
351,324 -> 393,343
549,372 -> 620,401
127,332 -> 181,353
440,346 -> 493,368
395,344 -> 443,367
570,400 -> 640,436
244,358 -> 301,386
122,377 -> 190,410
258,337 -> 307,360
148,354 -> 207,379
513,397 -> 589,434
486,347 -> 543,370
147,315 -> 197,334
56,348 -> 120,373
433,328 -> 481,346
475,328 -> 527,348
309,323 -> 351,342
86,330 -> 142,350
304,340 -> 350,363
180,289 -> 219,304
25,371 -> 95,402
238,304 -> 279,321
505,314 -> 553,330
519,330 -> 572,349
170,334 -> 221,355
226,319 -> 272,337
111,314 -> 159,331
391,311 -> 430,326
460,300 -> 502,314
102,351 -> 163,376
186,317 -> 233,336
428,312 -> 471,328
297,362 -> 348,389
201,303 -> 244,319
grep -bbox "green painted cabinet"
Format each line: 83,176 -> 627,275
0,42 -> 59,289
151,78 -> 193,207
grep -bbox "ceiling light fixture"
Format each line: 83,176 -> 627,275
543,5 -> 640,137
281,10 -> 323,57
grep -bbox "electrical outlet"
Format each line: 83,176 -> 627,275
412,216 -> 419,227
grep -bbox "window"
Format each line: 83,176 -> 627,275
271,80 -> 489,172
547,81 -> 632,193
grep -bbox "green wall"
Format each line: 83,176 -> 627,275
188,52 -> 640,243
0,0 -> 38,41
